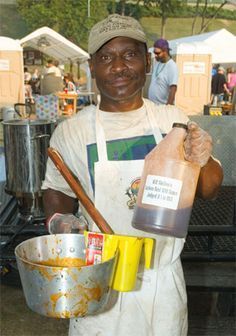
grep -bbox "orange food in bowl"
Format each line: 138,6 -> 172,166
36,257 -> 86,268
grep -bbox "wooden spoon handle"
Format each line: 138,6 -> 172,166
48,147 -> 114,234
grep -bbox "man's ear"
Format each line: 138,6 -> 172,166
146,52 -> 151,74
88,58 -> 95,79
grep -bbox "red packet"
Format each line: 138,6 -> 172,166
85,232 -> 104,266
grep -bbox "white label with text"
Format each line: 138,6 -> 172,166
142,175 -> 182,210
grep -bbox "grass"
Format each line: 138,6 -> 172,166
141,17 -> 236,47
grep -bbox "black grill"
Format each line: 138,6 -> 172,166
189,186 -> 235,226
182,186 -> 236,261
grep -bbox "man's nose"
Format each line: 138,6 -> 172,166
111,57 -> 128,73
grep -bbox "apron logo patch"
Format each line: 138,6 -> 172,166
125,178 -> 140,209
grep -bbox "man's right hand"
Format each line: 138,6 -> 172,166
47,213 -> 88,234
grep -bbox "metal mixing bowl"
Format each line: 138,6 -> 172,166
15,234 -> 117,318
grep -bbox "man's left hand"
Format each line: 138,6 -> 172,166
47,213 -> 88,234
184,121 -> 213,167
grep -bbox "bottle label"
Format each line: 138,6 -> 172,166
85,232 -> 104,266
142,175 -> 183,210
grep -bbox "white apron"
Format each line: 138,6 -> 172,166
69,100 -> 188,336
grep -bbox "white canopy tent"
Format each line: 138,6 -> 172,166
20,26 -> 91,90
169,29 -> 236,64
20,26 -> 89,64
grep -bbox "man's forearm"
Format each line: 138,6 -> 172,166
196,157 -> 223,200
43,188 -> 78,219
167,85 -> 177,105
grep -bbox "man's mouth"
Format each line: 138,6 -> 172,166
108,77 -> 131,87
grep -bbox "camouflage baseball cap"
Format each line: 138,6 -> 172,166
88,14 -> 147,55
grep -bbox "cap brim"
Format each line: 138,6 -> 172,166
88,31 -> 147,55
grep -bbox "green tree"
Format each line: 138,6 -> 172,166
188,0 -> 230,35
16,0 -> 108,50
198,0 -> 228,33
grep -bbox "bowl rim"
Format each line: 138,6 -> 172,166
15,233 -> 117,269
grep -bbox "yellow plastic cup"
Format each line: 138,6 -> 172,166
84,232 -> 153,292
103,234 -> 153,291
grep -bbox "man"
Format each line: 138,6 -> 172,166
42,14 -> 223,336
148,38 -> 178,105
43,59 -> 62,77
53,59 -> 64,76
211,66 -> 230,105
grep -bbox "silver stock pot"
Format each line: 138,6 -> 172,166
15,234 -> 117,318
2,118 -> 55,197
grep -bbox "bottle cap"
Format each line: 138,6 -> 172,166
172,123 -> 187,130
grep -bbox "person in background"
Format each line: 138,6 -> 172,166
226,67 -> 236,94
24,67 -> 32,82
44,59 -> 61,77
63,73 -> 77,92
32,68 -> 39,81
42,14 -> 223,336
23,67 -> 34,103
53,60 -> 63,77
62,73 -> 77,114
211,66 -> 230,104
211,64 -> 219,77
24,79 -> 34,104
31,68 -> 40,94
148,38 -> 178,105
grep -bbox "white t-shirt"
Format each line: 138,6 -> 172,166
148,58 -> 178,105
44,65 -> 62,77
42,99 -> 188,201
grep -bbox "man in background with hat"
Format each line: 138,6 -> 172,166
148,38 -> 178,105
211,66 -> 230,105
42,14 -> 223,336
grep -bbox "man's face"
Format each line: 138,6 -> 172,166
153,48 -> 166,62
89,37 -> 150,109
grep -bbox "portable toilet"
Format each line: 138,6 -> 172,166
0,37 -> 24,116
175,42 -> 212,115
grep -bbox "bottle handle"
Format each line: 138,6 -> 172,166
144,238 -> 154,269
